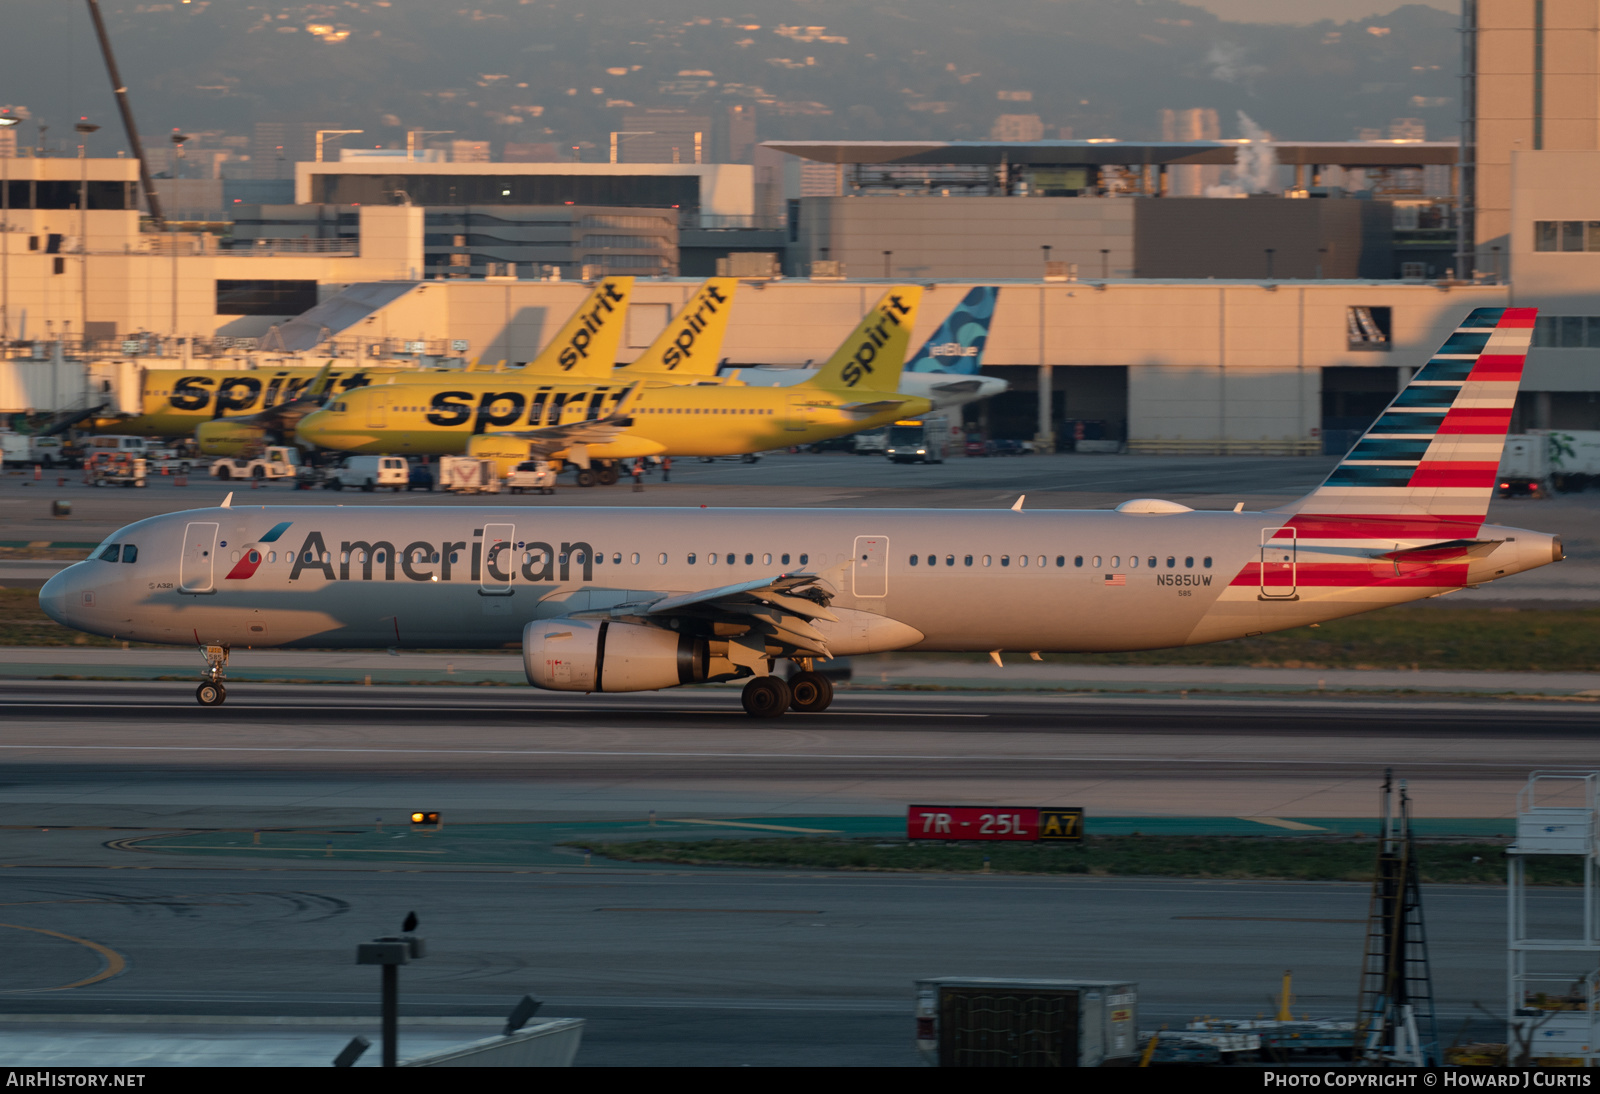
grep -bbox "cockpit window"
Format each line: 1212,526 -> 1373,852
121,544 -> 138,564
98,544 -> 120,562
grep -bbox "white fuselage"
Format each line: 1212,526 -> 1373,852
40,504 -> 1560,655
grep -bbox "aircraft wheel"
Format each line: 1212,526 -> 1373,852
195,682 -> 226,706
575,468 -> 597,488
741,676 -> 791,719
788,671 -> 833,713
596,463 -> 620,486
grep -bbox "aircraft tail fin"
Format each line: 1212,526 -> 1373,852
525,276 -> 634,378
906,286 -> 999,374
1289,306 -> 1537,534
621,278 -> 738,376
805,287 -> 924,393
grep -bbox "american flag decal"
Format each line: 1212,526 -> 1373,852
1104,573 -> 1126,586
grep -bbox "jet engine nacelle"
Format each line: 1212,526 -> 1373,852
523,618 -> 708,692
196,419 -> 271,458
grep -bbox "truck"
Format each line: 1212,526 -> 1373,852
0,433 -> 30,467
323,455 -> 409,492
210,446 -> 303,482
885,417 -> 949,464
1498,431 -> 1600,496
505,459 -> 557,495
852,428 -> 888,455
438,455 -> 503,494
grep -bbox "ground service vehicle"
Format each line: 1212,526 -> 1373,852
83,452 -> 146,487
506,460 -> 558,494
324,455 -> 408,492
438,456 -> 501,494
886,417 -> 949,463
41,308 -> 1564,715
211,447 -> 302,481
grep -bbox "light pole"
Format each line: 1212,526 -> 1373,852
1099,248 -> 1110,280
407,129 -> 452,162
882,250 -> 892,278
1265,247 -> 1276,280
75,120 -> 100,350
0,114 -> 19,343
609,131 -> 654,164
315,129 -> 363,163
169,133 -> 188,345
354,912 -> 426,1067
1041,243 -> 1052,275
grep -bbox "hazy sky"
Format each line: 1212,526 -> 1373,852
1185,0 -> 1457,23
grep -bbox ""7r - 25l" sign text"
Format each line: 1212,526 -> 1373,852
907,806 -> 1083,842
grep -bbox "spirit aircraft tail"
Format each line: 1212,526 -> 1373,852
618,278 -> 738,378
905,286 -> 1000,374
1286,306 -> 1536,538
805,287 -> 924,393
524,276 -> 634,379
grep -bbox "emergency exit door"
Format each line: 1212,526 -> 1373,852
1259,527 -> 1297,599
853,535 -> 889,597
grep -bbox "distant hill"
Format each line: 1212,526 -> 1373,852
2,1 -> 1460,158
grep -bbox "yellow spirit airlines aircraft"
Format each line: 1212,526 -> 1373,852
295,288 -> 928,483
39,308 -> 1563,717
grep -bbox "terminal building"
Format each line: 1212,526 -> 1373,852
1,0 -> 1596,454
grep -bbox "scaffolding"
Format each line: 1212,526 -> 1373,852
1508,771 -> 1600,1065
1356,771 -> 1439,1067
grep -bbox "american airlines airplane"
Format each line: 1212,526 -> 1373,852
39,307 -> 1560,717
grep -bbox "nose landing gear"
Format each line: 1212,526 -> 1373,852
195,644 -> 229,706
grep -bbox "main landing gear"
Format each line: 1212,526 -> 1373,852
195,644 -> 229,706
740,667 -> 835,718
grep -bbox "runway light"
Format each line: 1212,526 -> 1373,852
411,811 -> 440,825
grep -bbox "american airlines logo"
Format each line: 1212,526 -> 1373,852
223,521 -> 294,580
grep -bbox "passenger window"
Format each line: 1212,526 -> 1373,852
287,552 -> 297,564
1148,557 -> 1157,568
688,553 -> 697,565
1204,557 -> 1213,568
1185,557 -> 1193,568
1006,555 -> 1016,567
799,553 -> 809,565
1108,556 -> 1118,568
658,553 -> 667,564
248,550 -> 261,564
946,555 -> 955,567
631,553 -> 640,564
744,553 -> 754,565
267,551 -> 276,563
122,544 -> 138,564
910,555 -> 919,566
594,553 -> 604,565
927,555 -> 936,566
99,544 -> 120,562
781,553 -> 790,565
763,553 -> 772,565
1129,556 -> 1138,568
1166,557 -> 1175,568
431,552 -> 440,563
983,555 -> 992,567
964,555 -> 973,567
1073,556 -> 1082,567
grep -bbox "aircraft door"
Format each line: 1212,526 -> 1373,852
365,389 -> 389,429
852,535 -> 889,597
481,523 -> 515,595
784,395 -> 815,432
179,522 -> 219,594
1259,527 -> 1297,599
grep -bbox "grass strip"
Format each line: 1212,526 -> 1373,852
572,835 -> 1582,885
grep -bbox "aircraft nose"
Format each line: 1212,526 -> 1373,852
38,566 -> 77,626
295,410 -> 331,446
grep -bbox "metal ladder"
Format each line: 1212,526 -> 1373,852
1355,770 -> 1439,1067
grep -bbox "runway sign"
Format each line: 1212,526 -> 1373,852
907,805 -> 1084,842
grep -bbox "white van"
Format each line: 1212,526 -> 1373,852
325,455 -> 408,492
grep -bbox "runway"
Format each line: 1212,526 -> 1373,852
0,680 -> 1588,1062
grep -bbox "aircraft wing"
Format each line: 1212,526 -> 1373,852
487,382 -> 643,457
581,572 -> 840,659
837,398 -> 913,415
214,361 -> 339,438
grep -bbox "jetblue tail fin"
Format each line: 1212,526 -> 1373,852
906,287 -> 999,374
1292,306 -> 1536,531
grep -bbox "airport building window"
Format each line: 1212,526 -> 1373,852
1533,221 -> 1600,252
216,279 -> 319,317
1531,316 -> 1600,348
1203,557 -> 1213,568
